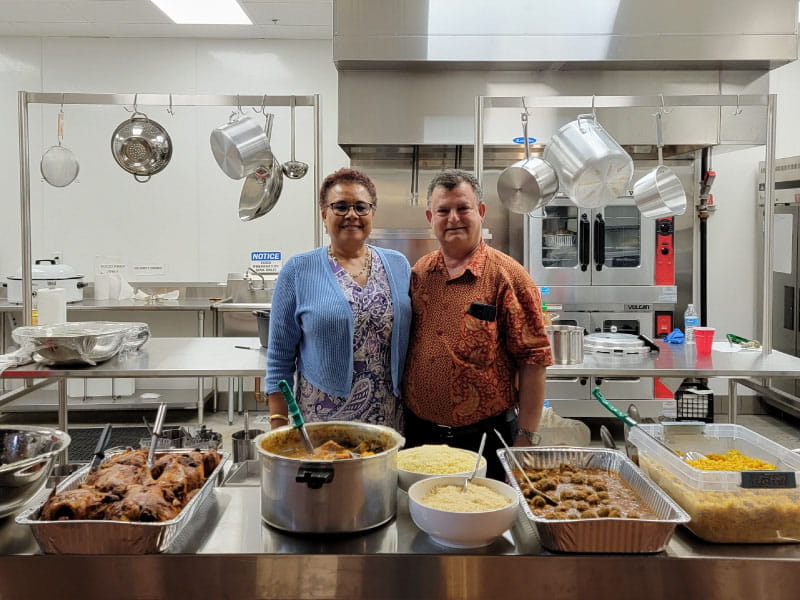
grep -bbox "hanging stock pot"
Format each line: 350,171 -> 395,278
544,114 -> 634,209
497,111 -> 558,214
255,421 -> 404,533
5,260 -> 87,304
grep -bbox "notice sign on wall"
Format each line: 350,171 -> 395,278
250,251 -> 282,275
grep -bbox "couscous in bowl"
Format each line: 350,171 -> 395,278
397,445 -> 487,491
408,475 -> 519,548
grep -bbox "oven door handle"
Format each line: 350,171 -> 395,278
593,213 -> 605,271
579,213 -> 590,271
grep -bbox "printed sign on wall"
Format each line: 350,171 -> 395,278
250,251 -> 282,274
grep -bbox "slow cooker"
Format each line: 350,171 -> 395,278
5,260 -> 87,304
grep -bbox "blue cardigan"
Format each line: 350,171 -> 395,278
265,245 -> 412,398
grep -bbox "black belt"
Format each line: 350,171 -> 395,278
410,410 -> 513,439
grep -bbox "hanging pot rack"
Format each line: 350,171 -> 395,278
17,91 -> 323,326
474,93 -> 776,356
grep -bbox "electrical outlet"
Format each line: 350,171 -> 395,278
50,252 -> 62,264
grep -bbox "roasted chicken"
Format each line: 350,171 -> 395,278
39,448 -> 222,523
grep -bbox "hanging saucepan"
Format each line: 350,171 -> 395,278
497,110 -> 558,214
211,112 -> 274,180
110,111 -> 172,183
543,113 -> 634,209
632,112 -> 687,218
239,155 -> 284,221
40,107 -> 79,188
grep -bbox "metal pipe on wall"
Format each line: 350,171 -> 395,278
18,91 -> 32,326
314,94 -> 322,247
762,94 -> 777,354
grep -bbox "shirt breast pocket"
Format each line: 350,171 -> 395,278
452,313 -> 499,369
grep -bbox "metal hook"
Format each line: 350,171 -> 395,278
166,93 -> 174,116
521,96 -> 529,116
591,94 -> 597,119
236,94 -> 244,115
733,94 -> 743,116
254,94 -> 268,115
659,93 -> 673,115
59,93 -> 64,114
124,93 -> 139,114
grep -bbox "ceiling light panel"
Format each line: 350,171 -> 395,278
149,0 -> 252,25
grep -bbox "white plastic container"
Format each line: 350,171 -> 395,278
630,423 -> 800,543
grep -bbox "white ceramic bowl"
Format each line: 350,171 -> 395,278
407,475 -> 519,548
397,447 -> 487,492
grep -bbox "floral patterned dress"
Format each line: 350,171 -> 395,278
296,247 -> 403,431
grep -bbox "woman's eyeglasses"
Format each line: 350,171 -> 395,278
327,201 -> 374,216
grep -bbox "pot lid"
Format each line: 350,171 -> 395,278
9,262 -> 83,280
584,332 -> 650,355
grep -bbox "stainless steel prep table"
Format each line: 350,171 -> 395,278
1,338 -> 266,450
1,483 -> 800,600
549,340 -> 800,422
0,298 -> 216,415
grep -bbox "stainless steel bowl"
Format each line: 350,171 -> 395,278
121,322 -> 150,352
0,426 -> 70,518
12,321 -> 133,365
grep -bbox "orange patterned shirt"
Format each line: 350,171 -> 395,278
403,242 -> 552,426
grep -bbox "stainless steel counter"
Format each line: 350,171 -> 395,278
1,337 -> 265,379
1,482 -> 799,600
1,338 -> 265,441
0,299 -> 217,312
550,341 -> 800,378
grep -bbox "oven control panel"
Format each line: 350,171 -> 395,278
654,217 -> 674,285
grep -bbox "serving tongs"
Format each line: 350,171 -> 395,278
493,428 -> 558,506
278,379 -> 315,455
592,388 -> 705,462
89,423 -> 113,472
146,402 -> 167,468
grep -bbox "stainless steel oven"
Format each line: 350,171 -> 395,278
527,196 -> 655,287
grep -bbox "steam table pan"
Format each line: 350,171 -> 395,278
16,448 -> 229,554
498,447 -> 689,553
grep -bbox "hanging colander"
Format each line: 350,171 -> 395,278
110,111 -> 172,183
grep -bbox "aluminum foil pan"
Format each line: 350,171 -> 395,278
498,447 -> 690,553
15,448 -> 228,554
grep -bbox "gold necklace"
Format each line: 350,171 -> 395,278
328,246 -> 372,279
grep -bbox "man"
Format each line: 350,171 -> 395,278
402,168 -> 552,479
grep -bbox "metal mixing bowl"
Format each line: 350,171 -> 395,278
0,426 -> 71,518
12,321 -> 132,365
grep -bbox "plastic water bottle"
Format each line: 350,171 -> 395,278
684,303 -> 699,344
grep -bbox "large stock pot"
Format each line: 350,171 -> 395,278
255,421 -> 404,533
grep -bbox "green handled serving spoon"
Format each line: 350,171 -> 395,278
592,387 -> 705,462
278,379 -> 316,455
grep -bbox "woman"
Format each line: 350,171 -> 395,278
265,168 -> 411,432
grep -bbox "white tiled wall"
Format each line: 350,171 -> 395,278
0,36 -> 346,284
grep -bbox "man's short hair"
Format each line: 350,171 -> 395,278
426,168 -> 483,209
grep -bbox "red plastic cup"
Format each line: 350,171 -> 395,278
693,327 -> 715,355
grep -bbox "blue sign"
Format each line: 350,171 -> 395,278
540,286 -> 550,295
513,137 -> 537,145
251,251 -> 281,261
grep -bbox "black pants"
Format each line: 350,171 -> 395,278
403,408 -> 516,481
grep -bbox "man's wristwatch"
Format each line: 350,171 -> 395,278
517,428 -> 542,446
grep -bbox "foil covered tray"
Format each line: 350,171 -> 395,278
498,447 -> 689,553
15,448 -> 229,554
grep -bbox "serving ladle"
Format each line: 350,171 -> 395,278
462,432 -> 487,493
278,379 -> 315,455
493,429 -> 559,506
281,96 -> 309,180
